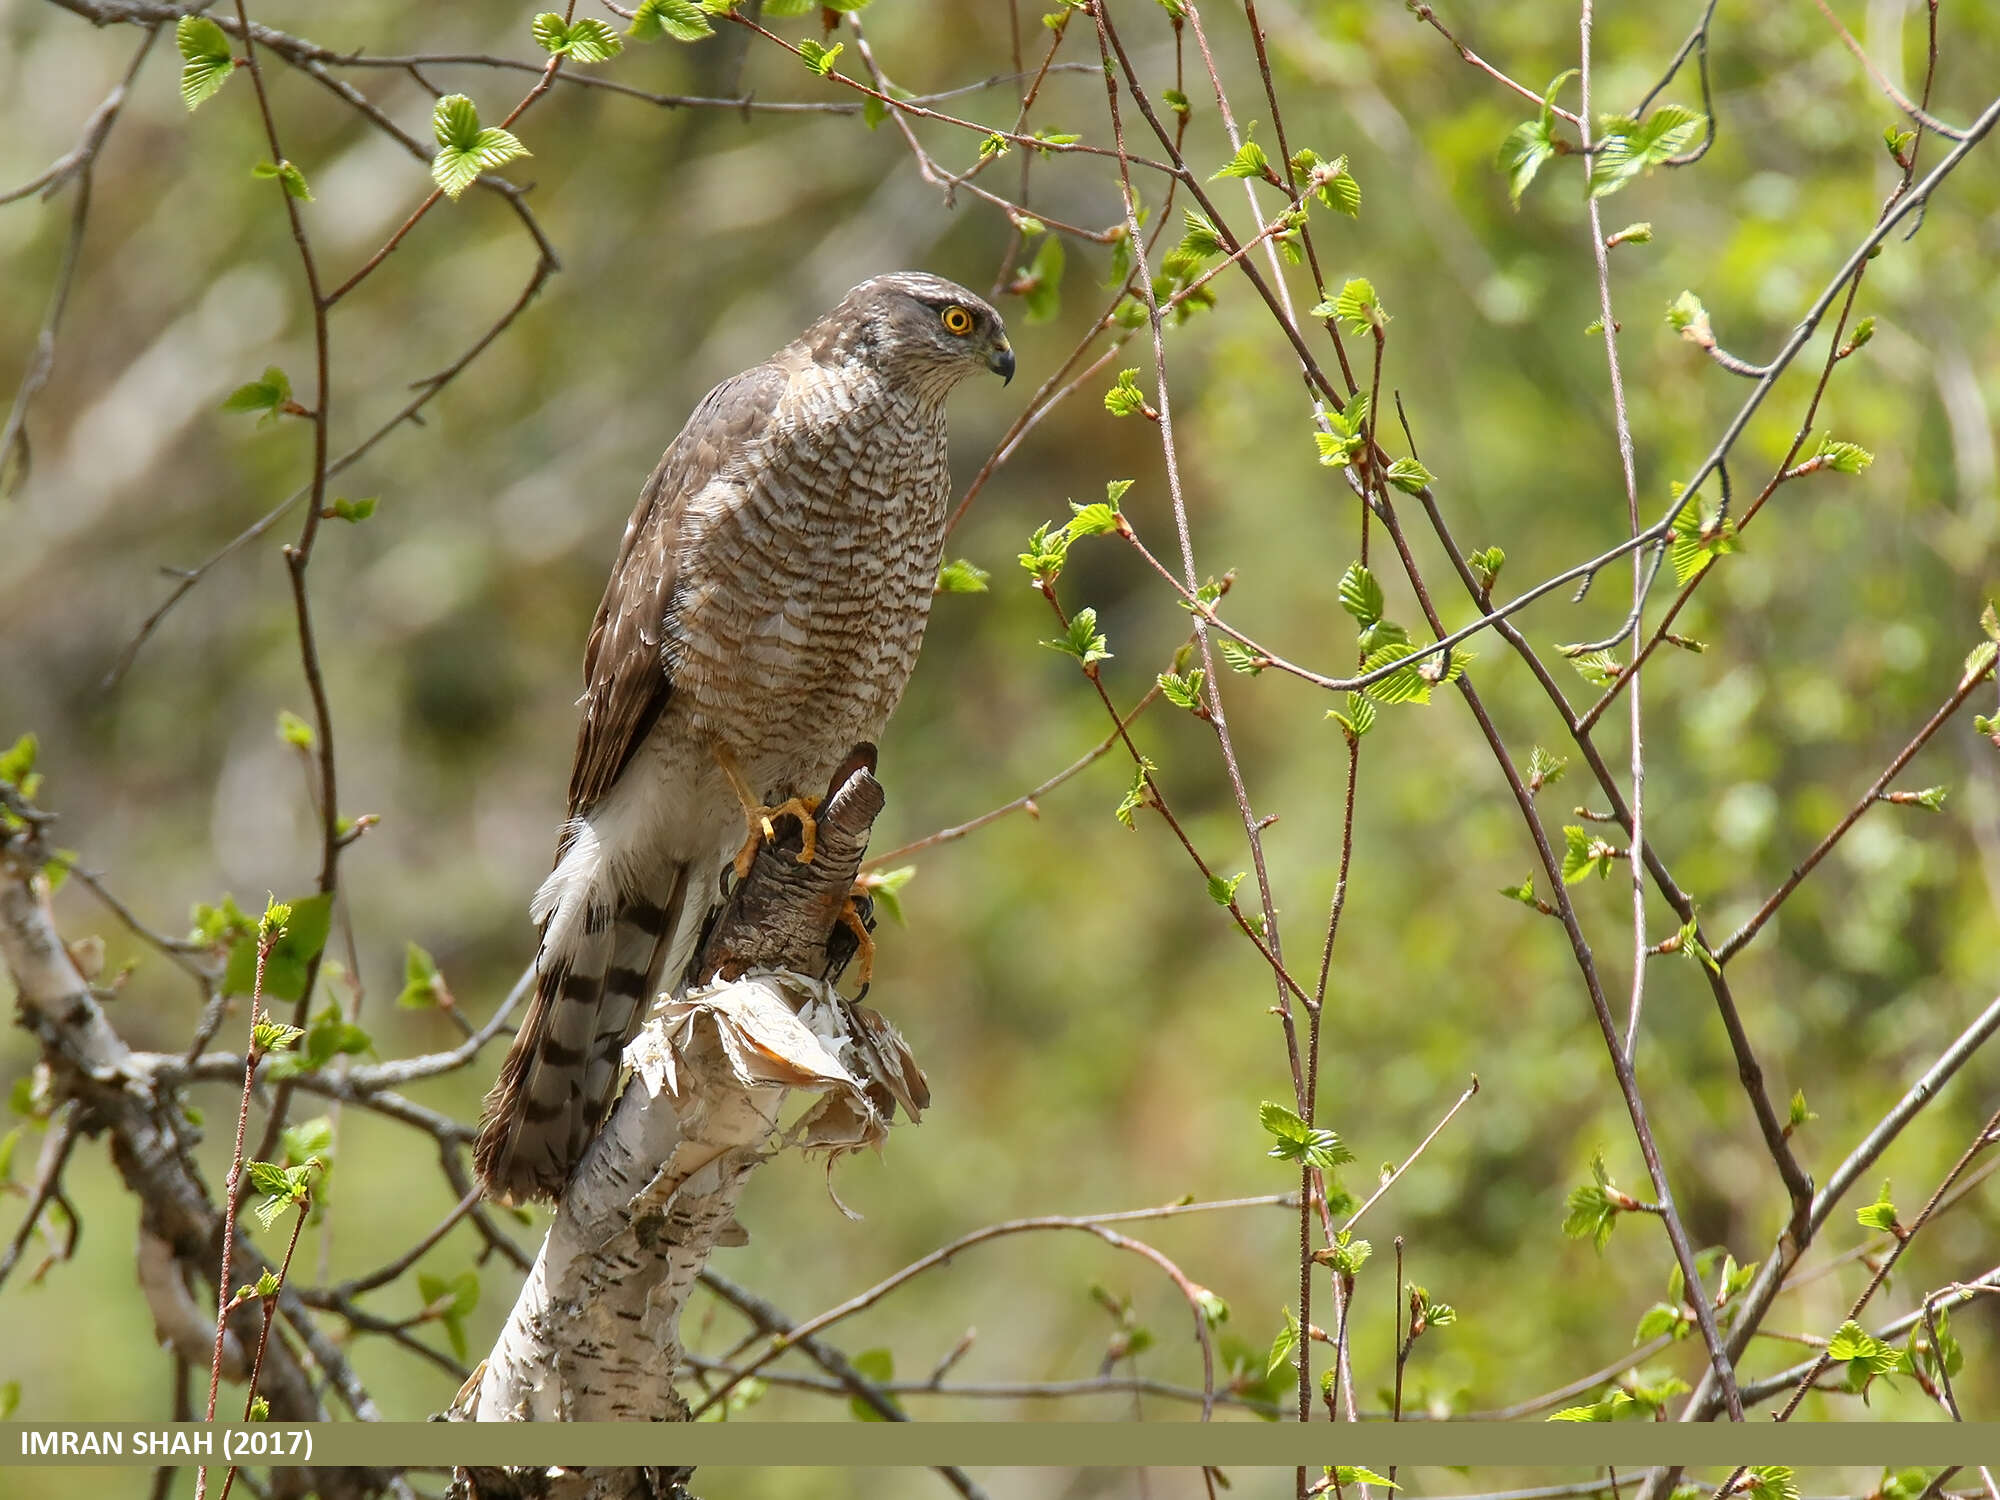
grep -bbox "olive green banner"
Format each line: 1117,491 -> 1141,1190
4,1422 -> 1997,1468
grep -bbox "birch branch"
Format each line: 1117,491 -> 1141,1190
457,754 -> 926,1497
0,813 -> 389,1500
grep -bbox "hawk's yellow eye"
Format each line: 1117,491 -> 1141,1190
940,305 -> 974,336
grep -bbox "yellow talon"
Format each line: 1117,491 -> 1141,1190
838,893 -> 875,988
715,745 -> 820,879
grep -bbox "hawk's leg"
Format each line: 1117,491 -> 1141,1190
837,891 -> 876,989
713,743 -> 821,880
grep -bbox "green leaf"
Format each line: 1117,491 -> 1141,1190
1788,1089 -> 1816,1130
846,1348 -> 902,1421
1527,746 -> 1568,791
251,1017 -> 305,1055
251,160 -> 313,201
1213,138 -> 1269,181
1292,150 -> 1361,216
1157,669 -> 1206,711
177,15 -> 234,112
1857,1180 -> 1899,1234
1561,825 -> 1615,884
430,96 -> 527,199
1337,562 -> 1384,627
1814,436 -> 1874,475
1884,124 -> 1917,158
1332,1470 -> 1396,1491
628,0 -> 715,41
1326,692 -> 1376,742
1385,457 -> 1433,494
1590,105 -> 1705,197
1103,369 -> 1148,418
1499,875 -> 1538,907
1043,607 -> 1110,665
1569,650 -> 1622,688
328,496 -> 376,523
1114,758 -> 1156,830
1332,278 -> 1385,335
1178,208 -> 1226,260
276,710 -> 315,750
1608,221 -> 1653,245
1827,1319 -> 1909,1393
1018,521 -> 1070,584
798,39 -> 844,77
935,558 -> 990,594
1913,1308 -> 1963,1381
1563,1172 -> 1618,1252
222,366 -> 294,426
1965,640 -> 2000,690
280,1115 -> 333,1167
1193,1287 -> 1229,1327
1666,290 -> 1711,343
1,732 -> 42,810
1218,639 -> 1266,676
534,14 -> 624,62
1259,1101 -> 1354,1171
397,941 -> 446,1009
1267,1308 -> 1299,1377
1022,233 -> 1065,324
1744,1469 -> 1799,1500
863,865 -> 914,925
223,893 -> 333,1002
1669,501 -> 1740,585
1207,871 -> 1246,907
1498,118 -> 1556,204
1634,1302 -> 1689,1344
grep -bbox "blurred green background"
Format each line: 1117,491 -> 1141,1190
4,0 -> 2000,1488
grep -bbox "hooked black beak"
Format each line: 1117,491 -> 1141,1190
988,342 -> 1015,385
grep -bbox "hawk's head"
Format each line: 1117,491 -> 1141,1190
819,271 -> 1015,391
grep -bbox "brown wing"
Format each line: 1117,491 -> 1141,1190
567,362 -> 793,815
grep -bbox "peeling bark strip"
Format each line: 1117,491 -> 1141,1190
0,838 -> 388,1500
461,760 -> 924,1486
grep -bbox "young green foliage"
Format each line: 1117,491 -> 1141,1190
861,864 -> 915,924
430,95 -> 529,200
1043,607 -> 1110,666
1259,1101 -> 1354,1171
177,16 -> 235,112
1385,457 -> 1434,495
251,160 -> 313,200
936,558 -> 990,594
628,0 -> 715,42
1326,692 -> 1375,743
1157,669 -> 1206,712
1114,758 -> 1156,830
1207,871 -> 1246,907
1669,501 -> 1741,585
222,892 -> 333,1001
1562,1150 -> 1621,1250
1103,368 -> 1149,418
1312,394 -> 1370,469
1469,546 -> 1505,592
1813,436 -> 1874,475
1856,1179 -> 1901,1235
797,40 -> 844,77
1337,562 -> 1385,627
1022,233 -> 1064,324
1561,825 -> 1619,883
1289,149 -> 1361,216
397,942 -> 449,1009
222,367 -> 294,426
1323,278 -> 1386,336
327,496 -> 376,523
418,1268 -> 481,1362
533,13 -> 624,62
1590,105 -> 1706,196
1496,70 -> 1576,204
1743,1470 -> 1799,1500
276,710 -> 315,750
1213,138 -> 1269,181
1827,1319 -> 1909,1399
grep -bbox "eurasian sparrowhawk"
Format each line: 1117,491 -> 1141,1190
475,272 -> 1013,1203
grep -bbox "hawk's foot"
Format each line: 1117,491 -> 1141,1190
837,891 -> 876,989
731,793 -> 820,880
713,743 -> 823,878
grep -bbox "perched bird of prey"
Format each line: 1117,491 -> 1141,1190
475,272 -> 1014,1203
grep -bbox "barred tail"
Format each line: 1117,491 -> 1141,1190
475,857 -> 701,1203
